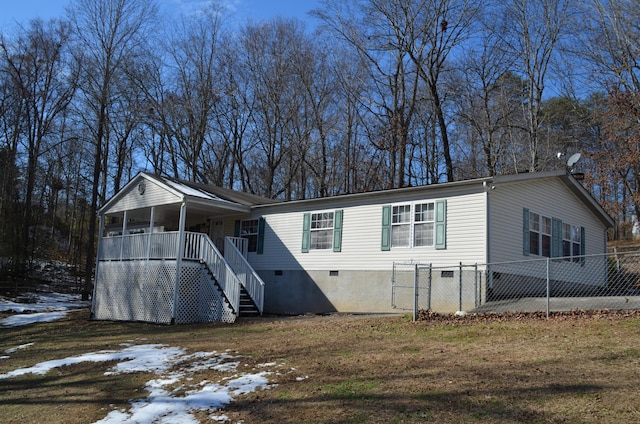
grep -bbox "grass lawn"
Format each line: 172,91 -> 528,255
2,309 -> 640,423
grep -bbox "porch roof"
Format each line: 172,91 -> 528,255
99,172 -> 278,221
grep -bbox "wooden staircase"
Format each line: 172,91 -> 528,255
199,261 -> 261,317
239,286 -> 260,317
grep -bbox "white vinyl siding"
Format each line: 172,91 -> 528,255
490,178 -> 606,263
107,178 -> 181,213
247,190 -> 486,272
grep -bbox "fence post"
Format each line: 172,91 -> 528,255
546,257 -> 550,320
459,262 -> 463,312
413,263 -> 419,321
428,264 -> 432,310
474,263 -> 478,308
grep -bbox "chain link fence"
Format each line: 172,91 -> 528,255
392,250 -> 640,319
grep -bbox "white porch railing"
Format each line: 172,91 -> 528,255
99,231 -> 242,315
227,236 -> 248,257
98,232 -> 265,315
197,234 -> 241,315
99,232 -> 184,260
225,237 -> 265,314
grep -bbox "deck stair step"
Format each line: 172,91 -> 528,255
239,287 -> 260,317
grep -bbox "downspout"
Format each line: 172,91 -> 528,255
91,213 -> 105,318
172,201 -> 187,324
484,180 -> 492,265
484,180 -> 492,306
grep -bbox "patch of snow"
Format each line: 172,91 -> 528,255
0,292 -> 90,327
0,343 -> 279,423
0,292 -> 89,313
1,311 -> 68,327
4,342 -> 35,354
0,293 -> 298,422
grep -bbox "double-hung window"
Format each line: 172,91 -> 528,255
310,212 -> 334,250
563,223 -> 581,263
524,208 -> 584,262
301,210 -> 344,253
414,203 -> 435,247
391,205 -> 411,247
234,217 -> 265,254
528,212 -> 551,257
391,203 -> 436,248
240,219 -> 259,252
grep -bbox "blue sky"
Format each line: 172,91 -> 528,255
1,0 -> 320,30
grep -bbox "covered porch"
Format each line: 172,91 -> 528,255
91,173 -> 268,324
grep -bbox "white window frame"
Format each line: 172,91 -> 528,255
391,202 -> 436,248
529,211 -> 552,258
562,222 -> 581,262
240,219 -> 259,252
310,211 -> 334,250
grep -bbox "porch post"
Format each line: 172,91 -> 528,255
120,210 -> 128,259
172,201 -> 187,323
146,206 -> 155,260
91,213 -> 105,315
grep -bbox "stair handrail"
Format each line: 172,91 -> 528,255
191,233 -> 241,315
224,237 -> 265,314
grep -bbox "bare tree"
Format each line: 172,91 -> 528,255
162,4 -> 224,183
240,18 -> 310,199
68,0 -> 158,300
0,19 -> 77,267
314,0 -> 423,188
492,0 -> 573,172
209,35 -> 255,190
453,37 -> 528,177
400,0 -> 482,182
580,0 -> 640,93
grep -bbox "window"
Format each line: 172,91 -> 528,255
240,219 -> 259,252
391,202 -> 436,248
414,203 -> 435,247
563,223 -> 581,262
235,217 -> 265,254
310,212 -> 334,250
523,208 -> 584,262
528,212 -> 552,257
301,210 -> 343,253
529,212 -> 541,255
391,205 -> 411,247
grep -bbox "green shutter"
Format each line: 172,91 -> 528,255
435,200 -> 447,250
234,220 -> 240,237
523,209 -> 530,256
333,210 -> 343,252
381,205 -> 391,251
552,217 -> 562,257
257,217 -> 266,255
301,213 -> 311,253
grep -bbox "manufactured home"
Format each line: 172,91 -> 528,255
91,170 -> 614,324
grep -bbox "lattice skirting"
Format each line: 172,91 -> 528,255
175,262 -> 236,324
93,260 -> 236,324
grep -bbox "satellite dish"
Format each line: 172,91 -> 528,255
567,152 -> 581,168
